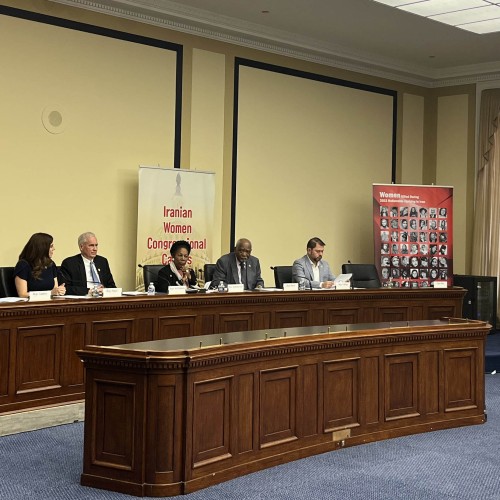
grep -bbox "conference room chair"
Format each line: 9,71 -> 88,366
271,266 -> 293,289
142,265 -> 164,291
204,264 -> 216,284
341,263 -> 381,288
0,267 -> 17,297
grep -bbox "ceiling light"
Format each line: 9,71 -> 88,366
371,0 -> 500,33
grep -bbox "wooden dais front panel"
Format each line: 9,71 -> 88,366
78,318 -> 488,497
0,288 -> 466,415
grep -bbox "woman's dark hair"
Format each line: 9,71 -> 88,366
19,233 -> 53,280
170,240 -> 191,256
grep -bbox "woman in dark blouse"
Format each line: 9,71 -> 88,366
156,240 -> 197,293
14,233 -> 66,298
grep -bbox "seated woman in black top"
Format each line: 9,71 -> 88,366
156,240 -> 197,293
14,233 -> 66,298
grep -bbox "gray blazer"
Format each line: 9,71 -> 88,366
211,253 -> 264,290
292,255 -> 335,289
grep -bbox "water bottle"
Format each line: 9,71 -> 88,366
218,281 -> 226,293
298,279 -> 306,291
147,282 -> 156,295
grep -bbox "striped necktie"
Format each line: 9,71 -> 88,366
90,261 -> 100,285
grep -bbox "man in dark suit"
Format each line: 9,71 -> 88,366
211,238 -> 264,290
60,232 -> 116,295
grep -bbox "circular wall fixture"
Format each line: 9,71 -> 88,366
41,105 -> 66,134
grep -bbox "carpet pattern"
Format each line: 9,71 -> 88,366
1,376 -> 499,500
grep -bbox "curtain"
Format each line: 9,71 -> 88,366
472,89 -> 500,314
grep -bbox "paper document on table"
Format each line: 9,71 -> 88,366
0,297 -> 28,303
334,274 -> 352,284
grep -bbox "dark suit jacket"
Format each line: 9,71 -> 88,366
211,253 -> 264,290
59,254 -> 116,295
156,266 -> 197,293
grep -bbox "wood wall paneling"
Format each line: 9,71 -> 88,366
326,307 -> 362,325
136,318 -> 154,343
16,325 -> 63,394
0,288 -> 466,414
377,307 -> 410,322
444,348 -> 478,411
78,319 -> 487,496
274,309 -> 308,329
384,353 -> 419,420
84,371 -> 146,489
62,322 -> 86,387
0,329 -> 9,397
301,363 -> 319,437
218,313 -> 254,333
361,356 -> 380,425
192,377 -> 233,467
93,320 -> 133,346
323,359 -> 360,431
259,367 -> 298,448
237,373 -> 254,454
158,315 -> 196,340
423,350 -> 440,415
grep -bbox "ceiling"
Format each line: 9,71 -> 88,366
51,0 -> 500,87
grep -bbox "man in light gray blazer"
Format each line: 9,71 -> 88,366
211,238 -> 264,290
292,237 -> 335,289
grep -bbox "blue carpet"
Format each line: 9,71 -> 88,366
1,376 -> 500,499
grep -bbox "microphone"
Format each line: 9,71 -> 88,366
346,260 -> 352,289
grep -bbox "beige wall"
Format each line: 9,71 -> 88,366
0,12 -> 177,289
401,93 -> 425,185
0,0 -> 478,288
190,49 -> 226,261
436,94 -> 470,274
235,65 -> 394,284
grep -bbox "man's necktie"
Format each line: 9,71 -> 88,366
241,261 -> 248,290
90,261 -> 101,285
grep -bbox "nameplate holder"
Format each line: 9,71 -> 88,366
102,288 -> 123,298
169,286 -> 186,295
283,283 -> 299,291
335,281 -> 351,290
228,284 -> 244,293
433,281 -> 448,288
29,290 -> 52,302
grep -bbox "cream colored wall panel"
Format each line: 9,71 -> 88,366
190,49 -> 225,261
401,94 -> 424,185
0,15 -> 178,290
436,94 -> 468,274
235,66 -> 394,286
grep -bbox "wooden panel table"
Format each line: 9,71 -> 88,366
78,318 -> 488,497
0,287 -> 466,414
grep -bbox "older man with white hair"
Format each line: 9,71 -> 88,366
60,232 -> 116,295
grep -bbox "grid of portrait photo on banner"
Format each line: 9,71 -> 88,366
373,184 -> 453,288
